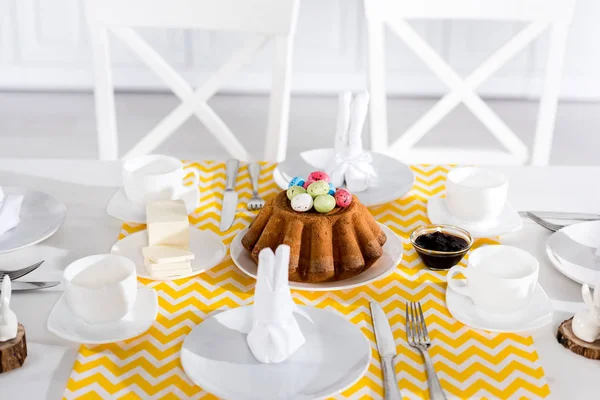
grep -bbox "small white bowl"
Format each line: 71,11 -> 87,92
64,254 -> 138,324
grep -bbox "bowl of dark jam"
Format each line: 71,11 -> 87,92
410,225 -> 473,270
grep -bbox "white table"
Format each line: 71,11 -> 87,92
0,159 -> 599,399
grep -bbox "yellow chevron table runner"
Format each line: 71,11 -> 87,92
64,162 -> 550,399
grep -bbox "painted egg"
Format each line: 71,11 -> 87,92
307,180 -> 330,198
303,179 -> 316,189
314,194 -> 336,213
328,182 -> 335,196
291,193 -> 313,212
335,188 -> 352,208
288,176 -> 305,188
308,171 -> 330,183
287,186 -> 307,200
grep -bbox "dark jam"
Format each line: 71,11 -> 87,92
414,231 -> 469,270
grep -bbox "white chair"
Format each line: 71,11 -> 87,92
86,0 -> 300,162
364,0 -> 575,165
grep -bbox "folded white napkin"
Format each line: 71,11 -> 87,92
247,245 -> 305,364
326,92 -> 377,192
0,187 -> 23,236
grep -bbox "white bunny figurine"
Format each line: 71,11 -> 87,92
0,276 -> 18,342
572,281 -> 600,343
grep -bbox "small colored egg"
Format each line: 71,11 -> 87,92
307,180 -> 330,198
287,186 -> 306,200
303,179 -> 316,189
328,182 -> 335,196
308,171 -> 330,183
288,176 -> 305,188
335,188 -> 352,208
291,193 -> 313,212
314,194 -> 336,213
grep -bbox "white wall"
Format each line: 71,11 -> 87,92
1,0 -> 599,100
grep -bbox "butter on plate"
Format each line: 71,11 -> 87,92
144,200 -> 194,278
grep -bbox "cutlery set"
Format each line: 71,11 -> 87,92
0,260 -> 56,292
521,211 -> 600,232
219,159 -> 265,231
371,301 -> 447,400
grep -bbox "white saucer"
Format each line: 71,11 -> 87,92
427,197 -> 523,238
0,187 -> 66,254
546,221 -> 600,286
180,306 -> 370,400
110,228 -> 226,281
230,223 -> 403,291
107,187 -> 200,224
446,284 -> 553,333
47,286 -> 157,344
274,148 -> 415,207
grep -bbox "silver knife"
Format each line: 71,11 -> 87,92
370,302 -> 403,400
520,211 -> 600,221
220,159 -> 240,231
3,281 -> 60,292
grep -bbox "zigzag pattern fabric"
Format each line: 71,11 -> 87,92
64,161 -> 550,399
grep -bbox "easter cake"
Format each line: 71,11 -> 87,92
242,171 -> 386,283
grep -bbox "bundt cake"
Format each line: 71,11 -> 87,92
242,191 -> 387,283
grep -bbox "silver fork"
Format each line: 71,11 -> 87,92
0,260 -> 44,281
526,212 -> 564,232
406,301 -> 447,400
247,162 -> 265,211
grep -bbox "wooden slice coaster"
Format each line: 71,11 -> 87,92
0,324 -> 27,373
557,318 -> 600,360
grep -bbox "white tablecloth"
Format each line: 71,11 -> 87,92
0,159 -> 599,399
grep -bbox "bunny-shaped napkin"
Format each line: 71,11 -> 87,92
247,245 -> 305,363
0,276 -> 18,342
326,91 -> 377,192
573,281 -> 600,343
0,186 -> 23,237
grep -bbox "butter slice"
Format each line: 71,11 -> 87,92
147,200 -> 189,248
144,258 -> 192,271
142,245 -> 194,263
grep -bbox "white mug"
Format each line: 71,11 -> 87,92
447,245 -> 539,315
445,167 -> 508,223
122,155 -> 199,205
64,254 -> 138,324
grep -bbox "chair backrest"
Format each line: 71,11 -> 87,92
86,0 -> 299,34
366,0 -> 574,22
364,0 -> 576,166
86,0 -> 299,161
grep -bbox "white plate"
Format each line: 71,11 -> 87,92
446,284 -> 553,333
230,223 -> 403,291
427,197 -> 523,238
180,306 -> 370,400
111,228 -> 225,281
546,221 -> 600,286
0,187 -> 66,254
274,148 -> 415,207
107,187 -> 200,224
47,286 -> 157,344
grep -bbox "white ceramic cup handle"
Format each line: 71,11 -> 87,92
447,266 -> 469,297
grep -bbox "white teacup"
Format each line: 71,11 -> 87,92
64,254 -> 138,324
445,167 -> 508,223
123,155 -> 199,205
447,245 -> 539,315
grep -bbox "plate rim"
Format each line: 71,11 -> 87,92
180,305 -> 371,400
445,284 -> 553,333
46,286 -> 158,344
0,187 -> 67,254
427,196 -> 523,238
110,227 -> 226,281
230,222 -> 403,291
274,148 -> 415,207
